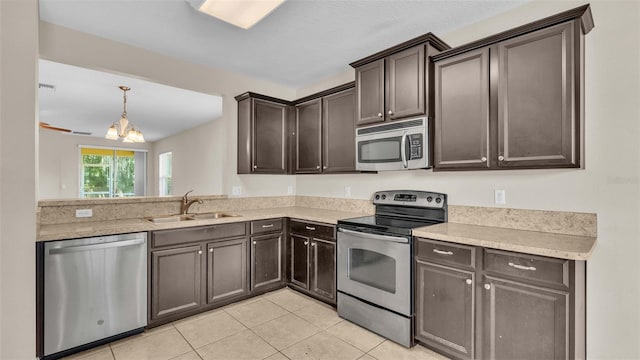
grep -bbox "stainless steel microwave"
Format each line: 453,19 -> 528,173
355,117 -> 429,171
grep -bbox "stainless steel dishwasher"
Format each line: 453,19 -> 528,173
43,232 -> 147,358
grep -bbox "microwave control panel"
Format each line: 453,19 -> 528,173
408,134 -> 423,160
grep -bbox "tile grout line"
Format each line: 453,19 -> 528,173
173,324 -> 205,360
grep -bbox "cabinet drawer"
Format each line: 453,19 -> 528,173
484,249 -> 569,288
290,220 -> 335,240
415,238 -> 476,269
251,218 -> 284,235
152,222 -> 247,248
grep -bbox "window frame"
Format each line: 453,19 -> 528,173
78,145 -> 148,198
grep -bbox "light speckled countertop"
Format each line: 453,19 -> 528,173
37,207 -> 367,242
413,223 -> 596,260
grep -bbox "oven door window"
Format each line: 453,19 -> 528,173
358,137 -> 402,163
348,248 -> 396,293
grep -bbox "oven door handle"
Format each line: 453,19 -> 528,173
338,228 -> 409,244
401,132 -> 408,169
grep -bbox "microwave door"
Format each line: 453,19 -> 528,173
357,129 -> 425,171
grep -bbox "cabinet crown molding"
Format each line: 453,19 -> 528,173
349,32 -> 450,68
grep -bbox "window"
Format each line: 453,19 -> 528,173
80,147 -> 146,198
159,152 -> 172,196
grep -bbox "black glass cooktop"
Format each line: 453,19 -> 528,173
338,215 -> 442,236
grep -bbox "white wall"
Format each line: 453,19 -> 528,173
296,1 -> 640,358
0,0 -> 38,358
151,120 -> 225,196
39,129 -> 152,199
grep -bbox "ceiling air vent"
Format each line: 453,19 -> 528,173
39,83 -> 56,91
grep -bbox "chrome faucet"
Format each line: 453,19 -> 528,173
181,190 -> 203,215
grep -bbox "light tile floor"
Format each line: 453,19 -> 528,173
64,288 -> 449,360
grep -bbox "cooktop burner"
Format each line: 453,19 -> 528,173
338,215 -> 441,236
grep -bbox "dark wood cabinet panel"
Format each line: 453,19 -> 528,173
497,22 -> 577,168
290,234 -> 309,290
386,45 -> 425,120
416,260 -> 475,360
310,238 -> 336,303
434,48 -> 490,170
482,276 -> 568,360
356,59 -> 385,126
253,99 -> 289,173
295,99 -> 323,173
251,233 -> 283,291
323,88 -> 356,173
151,244 -> 204,320
207,238 -> 248,304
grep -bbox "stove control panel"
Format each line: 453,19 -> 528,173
373,190 -> 446,209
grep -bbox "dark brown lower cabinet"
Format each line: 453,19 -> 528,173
287,220 -> 336,305
207,238 -> 248,304
251,233 -> 283,291
151,244 -> 204,320
415,259 -> 475,360
483,276 -> 568,360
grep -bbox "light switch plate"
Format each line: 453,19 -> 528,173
494,189 -> 506,205
231,186 -> 242,196
344,186 -> 352,198
75,209 -> 93,218
287,185 -> 294,195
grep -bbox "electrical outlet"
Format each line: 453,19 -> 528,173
344,186 -> 352,198
494,189 -> 506,205
232,186 -> 242,196
287,185 -> 294,195
75,209 -> 93,218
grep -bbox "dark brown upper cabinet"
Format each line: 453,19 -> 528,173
293,83 -> 356,174
236,93 -> 293,174
432,5 -> 594,171
350,33 -> 451,127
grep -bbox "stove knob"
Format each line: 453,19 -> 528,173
375,194 -> 380,200
381,194 -> 386,200
426,196 -> 433,202
435,197 -> 442,204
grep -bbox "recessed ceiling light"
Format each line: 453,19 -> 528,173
192,0 -> 286,29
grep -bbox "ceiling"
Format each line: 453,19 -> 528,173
39,59 -> 223,142
38,0 -> 529,88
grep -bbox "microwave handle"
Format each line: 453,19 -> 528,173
401,132 -> 408,168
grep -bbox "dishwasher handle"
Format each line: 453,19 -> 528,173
48,238 -> 145,255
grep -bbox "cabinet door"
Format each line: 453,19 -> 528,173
483,276 -> 568,360
151,244 -> 204,320
434,48 -> 490,170
497,22 -> 577,168
295,99 -> 322,173
207,238 -> 248,304
323,88 -> 356,173
386,45 -> 425,120
252,99 -> 288,173
356,59 -> 385,126
251,233 -> 283,291
290,234 -> 309,290
416,260 -> 475,360
310,238 -> 336,304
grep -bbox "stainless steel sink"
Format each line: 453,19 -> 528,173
145,212 -> 240,223
189,212 -> 240,220
145,215 -> 195,223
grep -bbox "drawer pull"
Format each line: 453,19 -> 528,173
305,226 -> 316,231
311,242 -> 316,247
198,250 -> 203,255
465,279 -> 472,285
253,241 -> 257,245
304,241 -> 309,246
508,262 -> 537,271
261,224 -> 275,228
433,249 -> 453,256
484,284 -> 491,290
209,248 -> 213,253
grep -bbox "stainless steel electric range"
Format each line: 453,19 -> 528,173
336,190 -> 447,347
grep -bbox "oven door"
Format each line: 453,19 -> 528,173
337,228 -> 411,316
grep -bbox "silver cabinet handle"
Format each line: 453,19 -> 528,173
316,165 -> 320,169
253,241 -> 257,245
387,110 -> 393,115
261,224 -> 274,228
305,226 -> 316,231
253,165 -> 257,169
484,284 -> 491,290
466,279 -> 472,285
209,248 -> 213,253
377,112 -> 383,118
508,262 -> 537,271
323,166 -> 327,169
433,249 -> 453,256
304,241 -> 309,245
498,155 -> 505,161
198,250 -> 203,255
481,157 -> 487,162
311,242 -> 316,247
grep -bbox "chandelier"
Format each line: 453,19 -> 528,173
105,85 -> 145,143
